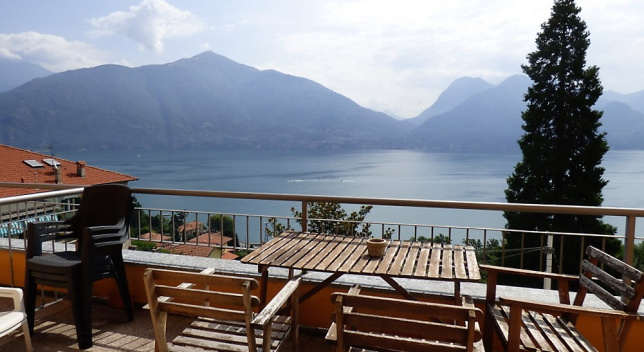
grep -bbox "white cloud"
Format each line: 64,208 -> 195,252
265,1 -> 552,117
0,32 -> 105,72
89,0 -> 204,52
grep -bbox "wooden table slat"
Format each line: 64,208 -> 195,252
326,237 -> 362,272
453,245 -> 467,279
279,233 -> 322,267
262,233 -> 313,266
413,242 -> 432,277
465,246 -> 481,280
428,243 -> 442,277
292,234 -> 339,270
441,244 -> 454,279
401,241 -> 421,276
387,241 -> 411,276
313,236 -> 354,271
241,232 -> 295,263
338,238 -> 368,272
373,241 -> 400,275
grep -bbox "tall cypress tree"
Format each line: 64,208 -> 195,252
504,0 -> 618,278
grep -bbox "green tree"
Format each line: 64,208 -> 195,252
504,0 -> 618,278
209,214 -> 235,237
209,214 -> 237,247
292,202 -> 374,237
264,203 -> 394,240
264,217 -> 291,241
416,234 -> 451,244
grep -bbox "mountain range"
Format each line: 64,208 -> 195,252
1,51 -> 643,152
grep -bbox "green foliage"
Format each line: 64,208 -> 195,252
130,240 -> 156,252
632,242 -> 644,272
503,0 -> 620,276
209,214 -> 235,237
464,238 -> 503,266
264,217 -> 291,240
265,202 -> 392,239
209,213 -> 238,246
292,202 -> 374,237
416,234 -> 451,244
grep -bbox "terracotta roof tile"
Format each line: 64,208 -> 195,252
164,243 -> 217,257
221,250 -> 240,260
0,144 -> 137,197
188,232 -> 232,246
178,221 -> 204,232
138,232 -> 172,242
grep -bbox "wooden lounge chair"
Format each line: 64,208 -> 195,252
326,285 -> 484,352
481,245 -> 644,352
143,268 -> 299,352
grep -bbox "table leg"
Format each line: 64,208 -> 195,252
380,276 -> 416,301
299,272 -> 343,304
258,265 -> 269,309
454,281 -> 461,304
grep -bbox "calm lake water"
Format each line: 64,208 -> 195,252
57,149 -> 644,238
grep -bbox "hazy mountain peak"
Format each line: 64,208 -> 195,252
496,74 -> 531,91
0,58 -> 52,92
408,76 -> 493,126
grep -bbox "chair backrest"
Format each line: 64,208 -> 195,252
331,293 -> 483,352
71,184 -> 133,232
573,246 -> 644,313
143,268 -> 261,350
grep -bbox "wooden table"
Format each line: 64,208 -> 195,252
241,232 -> 481,306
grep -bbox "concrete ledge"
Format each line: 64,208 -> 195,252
1,237 -> 635,313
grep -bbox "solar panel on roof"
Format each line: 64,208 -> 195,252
42,158 -> 61,167
23,159 -> 44,168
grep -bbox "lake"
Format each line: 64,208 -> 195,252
57,149 -> 644,237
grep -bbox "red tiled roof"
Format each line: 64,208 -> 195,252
222,250 -> 240,260
0,144 -> 138,197
188,232 -> 232,246
164,243 -> 217,257
138,232 -> 172,242
178,221 -> 204,232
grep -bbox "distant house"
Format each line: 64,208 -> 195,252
0,144 -> 138,237
177,221 -> 206,237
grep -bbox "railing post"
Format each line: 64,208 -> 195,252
301,201 -> 308,232
544,234 -> 553,290
624,215 -> 636,267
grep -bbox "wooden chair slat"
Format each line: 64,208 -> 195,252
586,246 -> 642,282
579,275 -> 626,311
581,260 -> 636,299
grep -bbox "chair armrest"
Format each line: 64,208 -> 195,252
0,287 -> 25,312
252,277 -> 300,328
480,264 -> 578,281
498,296 -> 635,319
481,264 -> 579,304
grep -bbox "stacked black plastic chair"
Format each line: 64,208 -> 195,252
25,184 -> 135,349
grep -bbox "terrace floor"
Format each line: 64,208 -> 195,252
0,296 -> 330,352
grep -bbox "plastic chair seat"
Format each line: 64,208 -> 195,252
0,311 -> 27,338
0,287 -> 32,351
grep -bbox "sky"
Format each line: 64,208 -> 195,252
0,0 -> 642,118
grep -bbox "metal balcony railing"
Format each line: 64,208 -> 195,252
2,183 -> 644,283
